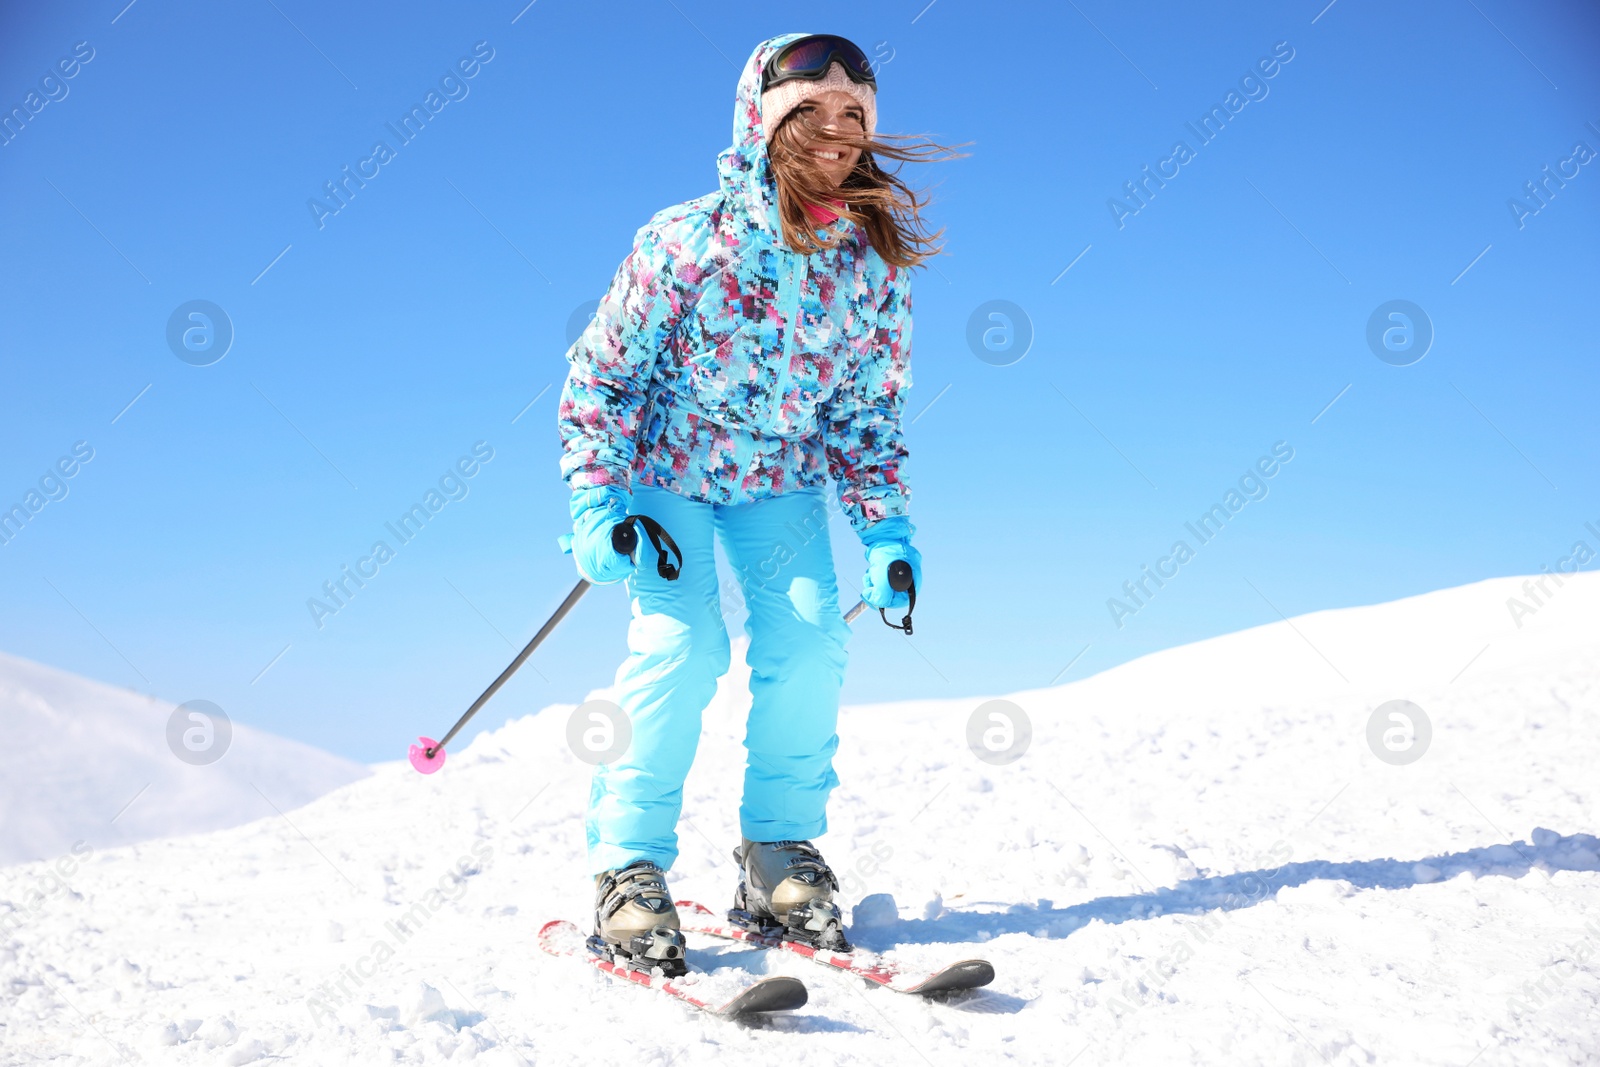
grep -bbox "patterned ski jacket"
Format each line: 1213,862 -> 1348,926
556,31 -> 912,539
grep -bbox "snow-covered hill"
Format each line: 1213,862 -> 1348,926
2,574 -> 1597,1065
0,651 -> 369,866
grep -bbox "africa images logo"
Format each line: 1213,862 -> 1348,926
308,42 -> 496,229
1107,41 -> 1296,229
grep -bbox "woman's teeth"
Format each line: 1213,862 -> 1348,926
809,149 -> 842,161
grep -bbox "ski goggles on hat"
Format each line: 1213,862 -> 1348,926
761,34 -> 877,94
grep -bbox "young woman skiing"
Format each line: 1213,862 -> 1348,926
556,31 -> 958,975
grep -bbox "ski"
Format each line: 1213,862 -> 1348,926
675,900 -> 995,995
537,919 -> 808,1016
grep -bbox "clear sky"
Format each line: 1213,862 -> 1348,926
2,0 -> 1596,763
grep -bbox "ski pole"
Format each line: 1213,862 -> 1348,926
843,559 -> 916,634
409,515 -> 682,775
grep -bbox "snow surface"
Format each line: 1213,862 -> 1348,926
0,651 -> 370,866
3,573 -> 1598,1065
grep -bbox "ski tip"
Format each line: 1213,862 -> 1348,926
675,899 -> 717,917
536,918 -> 575,955
409,737 -> 446,774
720,975 -> 809,1015
912,959 -> 996,994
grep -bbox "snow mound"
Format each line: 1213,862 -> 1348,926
2,573 -> 1598,1065
0,650 -> 369,866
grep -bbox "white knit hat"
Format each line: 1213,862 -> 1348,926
760,60 -> 876,149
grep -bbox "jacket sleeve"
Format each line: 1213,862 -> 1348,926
821,264 -> 912,538
557,223 -> 683,494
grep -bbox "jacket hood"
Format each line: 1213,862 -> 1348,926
717,32 -> 813,242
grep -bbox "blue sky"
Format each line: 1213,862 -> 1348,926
2,0 -> 1596,763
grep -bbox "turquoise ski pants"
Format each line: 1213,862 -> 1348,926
586,483 -> 852,875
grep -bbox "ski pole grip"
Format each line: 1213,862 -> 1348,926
611,521 -> 639,557
879,559 -> 916,635
611,514 -> 683,580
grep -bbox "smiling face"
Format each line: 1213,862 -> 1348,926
781,89 -> 866,190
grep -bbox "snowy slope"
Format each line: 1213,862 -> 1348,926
0,651 -> 370,866
2,574 -> 1597,1065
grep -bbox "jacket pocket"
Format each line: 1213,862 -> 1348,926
682,288 -> 785,428
681,343 -> 740,418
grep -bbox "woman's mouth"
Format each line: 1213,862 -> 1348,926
808,149 -> 844,162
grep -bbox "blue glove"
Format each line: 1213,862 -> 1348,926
859,515 -> 921,611
558,486 -> 635,585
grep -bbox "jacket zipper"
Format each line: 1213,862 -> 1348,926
773,249 -> 806,427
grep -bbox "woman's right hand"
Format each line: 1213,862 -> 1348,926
561,486 -> 636,585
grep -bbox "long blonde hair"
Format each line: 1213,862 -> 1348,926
767,109 -> 969,268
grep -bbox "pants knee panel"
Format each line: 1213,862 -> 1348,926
746,616 -> 849,681
627,612 -> 731,677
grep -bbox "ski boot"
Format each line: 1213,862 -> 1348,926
729,838 -> 851,951
587,859 -> 688,977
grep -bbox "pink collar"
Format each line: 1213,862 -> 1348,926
803,196 -> 847,225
